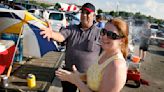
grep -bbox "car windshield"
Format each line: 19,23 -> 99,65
66,14 -> 80,21
0,4 -> 13,10
151,25 -> 158,29
28,10 -> 35,13
49,13 -> 63,20
134,20 -> 145,26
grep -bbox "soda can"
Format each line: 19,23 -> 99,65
0,75 -> 9,88
27,74 -> 36,88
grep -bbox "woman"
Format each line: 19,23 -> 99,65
56,18 -> 129,92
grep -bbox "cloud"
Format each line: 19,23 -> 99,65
38,0 -> 164,19
156,0 -> 164,3
100,0 -> 164,19
119,0 -> 144,5
142,0 -> 164,19
145,0 -> 157,12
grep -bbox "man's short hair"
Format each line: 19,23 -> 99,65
81,3 -> 95,13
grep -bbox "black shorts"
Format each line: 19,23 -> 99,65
139,45 -> 148,51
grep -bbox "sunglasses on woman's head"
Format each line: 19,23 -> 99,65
100,29 -> 124,40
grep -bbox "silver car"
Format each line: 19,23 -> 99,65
44,10 -> 67,32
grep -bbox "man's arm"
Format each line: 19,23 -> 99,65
51,31 -> 65,42
40,21 -> 65,42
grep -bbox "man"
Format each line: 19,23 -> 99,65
139,22 -> 151,61
40,3 -> 101,92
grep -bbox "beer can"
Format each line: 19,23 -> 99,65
27,74 -> 36,88
0,75 -> 9,88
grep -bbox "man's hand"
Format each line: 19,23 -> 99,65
40,21 -> 53,41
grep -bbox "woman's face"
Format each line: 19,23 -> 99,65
100,23 -> 122,52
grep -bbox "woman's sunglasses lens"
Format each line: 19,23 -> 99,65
101,29 -> 121,40
106,31 -> 113,39
107,31 -> 117,39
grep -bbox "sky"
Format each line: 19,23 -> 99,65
39,0 -> 164,19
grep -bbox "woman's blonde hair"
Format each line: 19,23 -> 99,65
108,18 -> 129,58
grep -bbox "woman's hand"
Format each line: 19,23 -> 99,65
40,21 -> 53,41
55,65 -> 81,85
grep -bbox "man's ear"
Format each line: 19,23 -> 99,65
93,13 -> 96,17
92,13 -> 96,20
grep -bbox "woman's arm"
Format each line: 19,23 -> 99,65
55,65 -> 92,92
99,59 -> 127,92
75,78 -> 92,92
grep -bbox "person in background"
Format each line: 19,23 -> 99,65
139,22 -> 151,61
40,3 -> 101,92
96,14 -> 105,54
96,14 -> 105,29
56,18 -> 129,92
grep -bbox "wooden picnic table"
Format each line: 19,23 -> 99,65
0,52 -> 64,92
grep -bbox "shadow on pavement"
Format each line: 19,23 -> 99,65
148,50 -> 164,56
125,83 -> 140,88
160,61 -> 164,63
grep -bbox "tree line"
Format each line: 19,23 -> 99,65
97,9 -> 164,24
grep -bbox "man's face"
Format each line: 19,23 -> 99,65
80,9 -> 95,28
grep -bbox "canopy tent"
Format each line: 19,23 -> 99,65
0,10 -> 58,76
0,10 -> 58,58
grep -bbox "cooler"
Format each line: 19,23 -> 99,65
1,33 -> 23,62
0,40 -> 15,75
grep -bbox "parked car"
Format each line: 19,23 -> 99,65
156,30 -> 164,47
150,23 -> 158,36
134,19 -> 147,26
104,14 -> 113,20
5,3 -> 26,10
65,12 -> 80,25
149,23 -> 159,45
43,10 -> 67,32
28,9 -> 44,19
0,4 -> 13,10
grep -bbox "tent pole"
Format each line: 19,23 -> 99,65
7,25 -> 24,77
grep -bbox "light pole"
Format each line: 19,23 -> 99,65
116,0 -> 119,16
